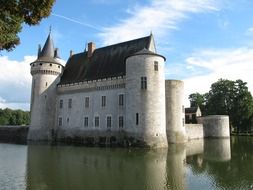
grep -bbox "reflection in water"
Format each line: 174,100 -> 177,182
204,138 -> 231,161
26,146 -> 169,190
1,137 -> 251,190
166,144 -> 186,190
0,144 -> 27,190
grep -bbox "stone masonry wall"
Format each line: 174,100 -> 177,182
0,126 -> 29,144
185,124 -> 204,140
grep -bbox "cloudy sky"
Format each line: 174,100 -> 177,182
1,0 -> 253,110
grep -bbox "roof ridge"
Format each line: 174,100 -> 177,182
94,35 -> 150,51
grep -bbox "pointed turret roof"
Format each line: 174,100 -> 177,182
127,48 -> 166,61
39,33 -> 54,58
32,32 -> 62,65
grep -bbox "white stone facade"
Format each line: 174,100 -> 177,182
28,34 -> 230,147
56,77 -> 126,138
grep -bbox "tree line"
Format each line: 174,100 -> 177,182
0,108 -> 30,126
189,79 -> 253,133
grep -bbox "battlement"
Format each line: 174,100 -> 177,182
57,76 -> 125,93
30,62 -> 63,76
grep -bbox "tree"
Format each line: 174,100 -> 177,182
188,92 -> 207,115
0,108 -> 30,125
0,0 -> 55,51
205,79 -> 253,132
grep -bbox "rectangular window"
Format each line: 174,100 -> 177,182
119,116 -> 124,128
85,97 -> 89,108
136,113 -> 139,125
154,61 -> 158,71
119,94 -> 124,106
102,96 -> 106,107
141,77 -> 147,89
59,99 -> 63,109
68,99 -> 72,108
95,116 -> 99,127
182,105 -> 185,113
107,116 -> 112,128
84,117 -> 89,127
182,118 -> 185,127
58,117 -> 62,126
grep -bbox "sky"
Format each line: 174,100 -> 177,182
1,0 -> 253,111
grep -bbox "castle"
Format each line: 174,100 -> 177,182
28,33 -> 230,147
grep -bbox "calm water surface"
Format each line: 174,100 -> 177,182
0,137 -> 253,190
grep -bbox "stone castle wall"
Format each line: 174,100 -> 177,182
0,126 -> 28,144
198,115 -> 230,138
185,124 -> 204,140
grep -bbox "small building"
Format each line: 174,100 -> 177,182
185,107 -> 202,124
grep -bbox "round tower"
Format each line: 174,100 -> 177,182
125,48 -> 167,147
165,80 -> 187,143
28,33 -> 63,141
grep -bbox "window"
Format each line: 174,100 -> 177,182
84,117 -> 89,127
50,63 -> 52,66
182,118 -> 185,127
102,96 -> 106,107
45,82 -> 48,87
68,99 -> 72,108
182,105 -> 185,113
154,61 -> 158,71
107,116 -> 112,128
141,77 -> 147,89
58,117 -> 62,126
136,113 -> 139,125
119,94 -> 124,106
60,100 -> 63,109
119,116 -> 124,128
85,97 -> 89,108
95,116 -> 99,127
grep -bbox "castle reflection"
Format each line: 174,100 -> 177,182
26,138 -> 234,190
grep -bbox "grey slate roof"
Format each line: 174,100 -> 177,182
32,33 -> 61,65
185,107 -> 198,114
59,35 -> 155,85
128,48 -> 166,61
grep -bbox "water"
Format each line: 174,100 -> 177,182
0,137 -> 253,190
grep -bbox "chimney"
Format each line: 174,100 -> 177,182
54,48 -> 59,58
88,42 -> 96,58
70,50 -> 73,57
37,44 -> 41,57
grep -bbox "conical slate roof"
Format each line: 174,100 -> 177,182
39,33 -> 54,58
32,33 -> 61,65
127,48 -> 166,61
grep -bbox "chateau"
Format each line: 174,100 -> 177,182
28,33 -> 230,147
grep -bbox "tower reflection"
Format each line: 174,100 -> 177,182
26,138 -> 232,190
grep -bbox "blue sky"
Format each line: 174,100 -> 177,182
1,0 -> 253,110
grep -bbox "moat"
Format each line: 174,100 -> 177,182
0,136 -> 252,190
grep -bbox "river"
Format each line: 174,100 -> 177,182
0,137 -> 252,190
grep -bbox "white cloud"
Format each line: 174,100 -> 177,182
99,0 -> 219,45
182,48 -> 253,106
245,27 -> 253,36
0,56 -> 35,110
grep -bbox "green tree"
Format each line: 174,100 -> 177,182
205,79 -> 253,133
0,0 -> 55,51
188,92 -> 207,115
0,108 -> 30,125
